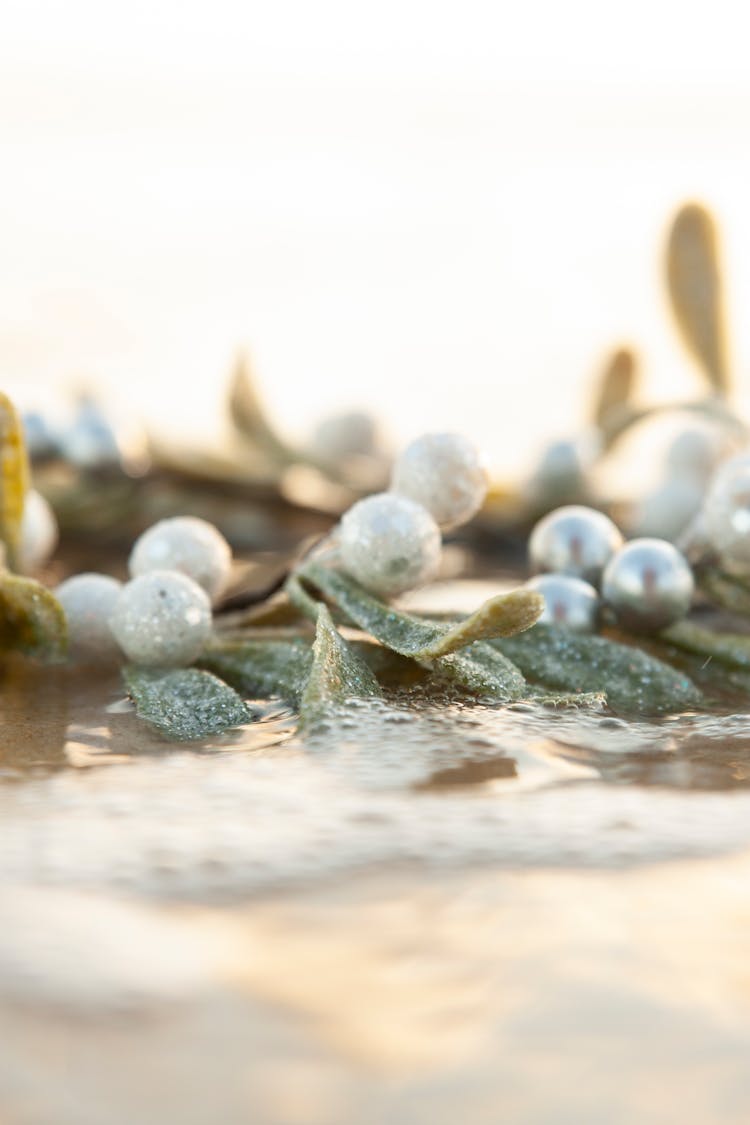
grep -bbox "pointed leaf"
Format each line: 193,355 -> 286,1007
0,573 -> 67,661
124,666 -> 252,741
592,347 -> 637,431
300,604 -> 381,725
666,203 -> 730,394
591,347 -> 640,447
0,392 -> 30,572
228,353 -> 291,462
286,572 -> 327,622
297,563 -> 542,658
419,589 -> 544,658
495,624 -> 701,715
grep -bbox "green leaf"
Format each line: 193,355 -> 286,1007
0,572 -> 67,661
296,563 -> 542,657
354,637 -> 526,702
495,624 -> 702,715
199,636 -> 314,704
698,568 -> 750,615
661,619 -> 750,669
350,639 -> 421,685
286,572 -> 327,623
299,604 -> 381,725
419,642 -> 528,702
123,666 -> 252,741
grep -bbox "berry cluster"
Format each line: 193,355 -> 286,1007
338,432 -> 488,597
42,433 -> 488,667
527,506 -> 694,633
56,517 -> 231,666
24,425 -> 750,666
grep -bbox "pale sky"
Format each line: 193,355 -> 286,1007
2,0 -> 750,473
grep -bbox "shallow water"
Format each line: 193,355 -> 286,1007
4,590 -> 750,1124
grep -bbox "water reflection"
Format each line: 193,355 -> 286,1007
559,734 -> 750,791
0,657 -> 297,775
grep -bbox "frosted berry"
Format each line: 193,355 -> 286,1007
110,570 -> 212,667
391,432 -> 488,531
703,453 -> 750,574
310,411 -> 380,460
56,573 -> 123,661
129,516 -> 232,602
339,492 -> 441,598
19,490 -> 59,573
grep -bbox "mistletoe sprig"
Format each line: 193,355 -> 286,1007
7,202 -> 750,739
0,390 -> 729,742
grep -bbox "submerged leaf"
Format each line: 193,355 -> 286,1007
297,563 -> 541,657
300,604 -> 381,725
199,636 -> 314,704
533,689 -> 607,710
666,202 -> 730,394
124,666 -> 252,741
0,573 -> 67,661
0,392 -> 31,571
495,624 -> 701,715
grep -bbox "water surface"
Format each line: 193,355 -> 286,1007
3,597 -> 750,1124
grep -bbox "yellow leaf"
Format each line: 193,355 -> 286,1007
666,202 -> 730,394
0,391 -> 30,571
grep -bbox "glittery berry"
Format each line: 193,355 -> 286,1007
338,492 -> 441,598
129,516 -> 232,602
110,570 -> 212,667
391,432 -> 488,531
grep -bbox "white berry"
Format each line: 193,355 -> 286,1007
310,411 -> 380,460
601,538 -> 694,632
110,570 -> 212,667
56,573 -> 123,661
630,479 -> 705,543
339,492 -> 441,598
526,573 -> 599,632
19,490 -> 59,573
529,505 -> 623,587
129,516 -> 232,602
703,453 -> 750,574
391,432 -> 488,531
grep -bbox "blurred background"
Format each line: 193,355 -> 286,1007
2,0 -> 750,478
